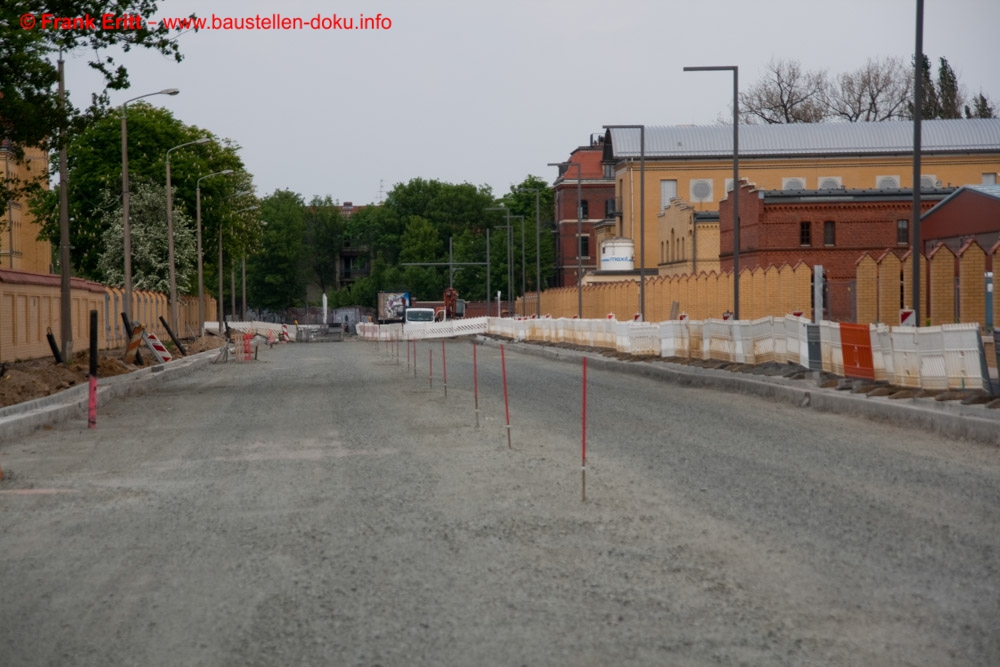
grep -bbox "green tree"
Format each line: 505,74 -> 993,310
246,190 -> 308,311
909,53 -> 941,119
95,182 -> 196,292
0,0 -> 194,216
384,178 -> 495,250
498,175 -> 557,293
965,92 -> 997,119
936,57 -> 963,119
29,103 -> 248,279
303,196 -> 345,295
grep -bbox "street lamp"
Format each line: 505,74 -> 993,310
603,125 -> 646,320
548,161 -> 583,318
517,187 -> 543,317
684,65 -> 740,319
196,169 -> 233,335
219,203 -> 257,331
165,137 -> 211,334
121,88 -> 179,322
511,215 -> 526,316
486,206 -> 517,316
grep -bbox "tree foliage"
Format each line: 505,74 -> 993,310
1,0 -> 195,215
96,181 -> 196,292
738,56 -> 995,124
965,92 -> 996,119
246,190 -> 308,311
324,176 -> 555,309
829,57 -> 911,122
29,103 -> 251,279
739,59 -> 830,124
303,196 -> 346,295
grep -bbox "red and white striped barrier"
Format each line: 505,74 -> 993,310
142,330 -> 173,364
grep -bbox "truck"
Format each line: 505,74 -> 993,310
404,307 -> 436,323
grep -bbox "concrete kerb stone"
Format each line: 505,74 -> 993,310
0,349 -> 219,444
477,336 -> 1000,447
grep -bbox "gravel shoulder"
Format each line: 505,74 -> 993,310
1,338 -> 998,666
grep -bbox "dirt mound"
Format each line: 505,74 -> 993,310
0,336 -> 225,409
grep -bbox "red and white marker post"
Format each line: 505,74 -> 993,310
441,340 -> 447,397
582,357 -> 587,502
473,343 -> 480,428
501,344 -> 511,449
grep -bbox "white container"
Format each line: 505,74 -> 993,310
601,239 -> 635,271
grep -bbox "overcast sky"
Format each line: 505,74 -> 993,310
59,0 -> 1000,205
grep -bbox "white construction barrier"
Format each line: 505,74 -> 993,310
890,327 -> 921,388
703,319 -> 736,363
819,321 -> 844,376
870,324 -> 893,383
783,315 -> 810,367
658,320 -> 689,358
749,317 -> 776,365
940,324 -> 989,390
616,322 -> 660,355
356,313 -> 990,392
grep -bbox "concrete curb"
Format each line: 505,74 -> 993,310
479,337 -> 1000,447
0,350 -> 219,444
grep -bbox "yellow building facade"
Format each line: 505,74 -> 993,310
605,120 -> 1000,274
656,198 -> 720,278
1,145 -> 52,274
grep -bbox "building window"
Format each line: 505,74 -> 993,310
824,221 -> 836,246
579,199 -> 588,219
800,221 -> 811,246
605,198 -> 615,218
896,219 -> 909,244
983,173 -> 997,185
603,163 -> 614,179
579,235 -> 590,258
660,179 -> 677,210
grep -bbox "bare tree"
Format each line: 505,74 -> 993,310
829,57 -> 912,122
739,59 -> 830,124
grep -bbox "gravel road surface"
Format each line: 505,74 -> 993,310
1,338 -> 998,666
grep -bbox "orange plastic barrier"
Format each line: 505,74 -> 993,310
839,323 -> 875,381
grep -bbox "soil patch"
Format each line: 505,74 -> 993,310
0,335 -> 225,409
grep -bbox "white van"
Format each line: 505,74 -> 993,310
404,308 -> 436,323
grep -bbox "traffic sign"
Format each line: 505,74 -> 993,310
899,309 -> 916,326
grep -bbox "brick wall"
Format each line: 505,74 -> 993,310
958,241 -> 987,325
1,269 -> 217,362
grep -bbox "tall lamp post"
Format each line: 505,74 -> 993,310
121,88 -> 179,321
911,0 -> 925,327
196,169 -> 233,336
509,215 -> 526,315
165,137 -> 210,334
603,125 -> 646,320
517,187 -> 543,317
547,161 -> 583,318
486,206 -> 516,315
684,65 -> 740,319
219,203 -> 257,330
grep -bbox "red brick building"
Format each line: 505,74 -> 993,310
550,136 -> 616,287
719,183 -> 955,320
920,184 -> 1000,268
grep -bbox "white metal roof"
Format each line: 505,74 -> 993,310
607,119 -> 1000,158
